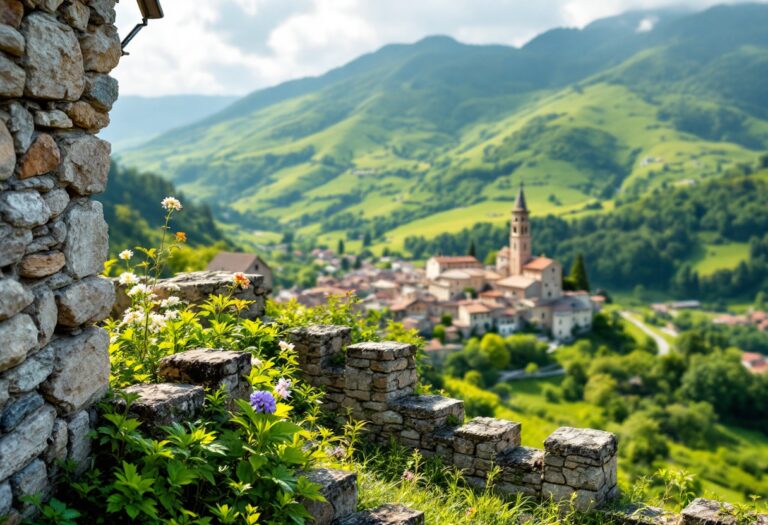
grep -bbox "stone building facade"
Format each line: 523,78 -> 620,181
0,0 -> 121,520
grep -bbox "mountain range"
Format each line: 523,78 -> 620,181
118,3 -> 768,257
103,95 -> 237,151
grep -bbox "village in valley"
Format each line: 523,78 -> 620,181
207,183 -> 768,377
212,185 -> 600,348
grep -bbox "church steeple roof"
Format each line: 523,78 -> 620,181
514,182 -> 528,211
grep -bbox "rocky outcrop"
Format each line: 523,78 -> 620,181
0,0 -> 120,520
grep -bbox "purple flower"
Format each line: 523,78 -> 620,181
402,470 -> 416,482
250,391 -> 277,414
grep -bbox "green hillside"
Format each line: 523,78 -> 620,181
119,4 -> 768,260
98,162 -> 229,255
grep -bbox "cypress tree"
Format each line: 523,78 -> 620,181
569,253 -> 590,291
337,239 -> 345,255
468,239 -> 477,258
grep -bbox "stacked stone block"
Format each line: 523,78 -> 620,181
543,426 -> 618,510
0,0 -> 120,521
389,394 -> 464,453
302,467 -> 424,525
158,348 -> 252,402
112,270 -> 267,321
683,498 -> 768,525
288,324 -> 351,412
343,341 -> 417,433
496,446 -> 544,498
452,417 -> 521,488
115,383 -> 206,434
301,468 -> 358,525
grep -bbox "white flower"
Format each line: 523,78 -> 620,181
149,313 -> 167,333
278,340 -> 295,352
121,309 -> 143,325
160,296 -> 181,308
127,284 -> 151,297
165,284 -> 181,292
164,309 -> 180,321
252,357 -> 263,368
119,249 -> 134,261
274,378 -> 292,400
161,196 -> 182,211
118,272 -> 139,286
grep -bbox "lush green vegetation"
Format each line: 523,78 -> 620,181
438,312 -> 768,504
120,5 -> 768,266
98,162 -> 228,255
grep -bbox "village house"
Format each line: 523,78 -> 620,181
426,255 -> 484,280
742,352 -> 768,374
424,184 -> 595,340
207,252 -> 273,291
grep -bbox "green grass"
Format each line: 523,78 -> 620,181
480,376 -> 768,503
690,242 -> 751,276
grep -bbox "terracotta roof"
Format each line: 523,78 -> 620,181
742,352 -> 766,363
207,252 -> 261,272
497,247 -> 510,256
479,290 -> 504,298
523,257 -> 555,271
390,299 -> 417,312
431,256 -> 481,264
461,303 -> 491,314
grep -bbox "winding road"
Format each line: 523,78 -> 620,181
619,311 -> 671,355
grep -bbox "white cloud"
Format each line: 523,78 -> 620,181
113,0 -> 766,96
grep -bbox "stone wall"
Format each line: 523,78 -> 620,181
288,325 -> 618,511
116,346 -> 425,524
0,0 -> 120,521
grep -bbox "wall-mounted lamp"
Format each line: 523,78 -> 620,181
121,0 -> 164,55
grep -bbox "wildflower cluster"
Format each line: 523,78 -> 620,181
107,197 -> 255,386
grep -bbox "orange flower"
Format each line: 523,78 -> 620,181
233,272 -> 251,289
175,231 -> 187,243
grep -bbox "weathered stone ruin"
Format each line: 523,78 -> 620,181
118,314 -> 768,524
0,0 -> 120,521
0,0 -> 764,520
287,325 -> 618,511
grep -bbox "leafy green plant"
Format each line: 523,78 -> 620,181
720,496 -> 767,525
52,355 -> 333,524
20,496 -> 81,525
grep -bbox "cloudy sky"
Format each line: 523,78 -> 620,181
114,0 -> 759,97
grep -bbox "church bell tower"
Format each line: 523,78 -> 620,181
509,183 -> 531,276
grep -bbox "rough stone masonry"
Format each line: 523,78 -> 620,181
287,325 -> 619,511
0,0 -> 120,521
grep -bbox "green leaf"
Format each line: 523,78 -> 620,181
279,445 -> 307,465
